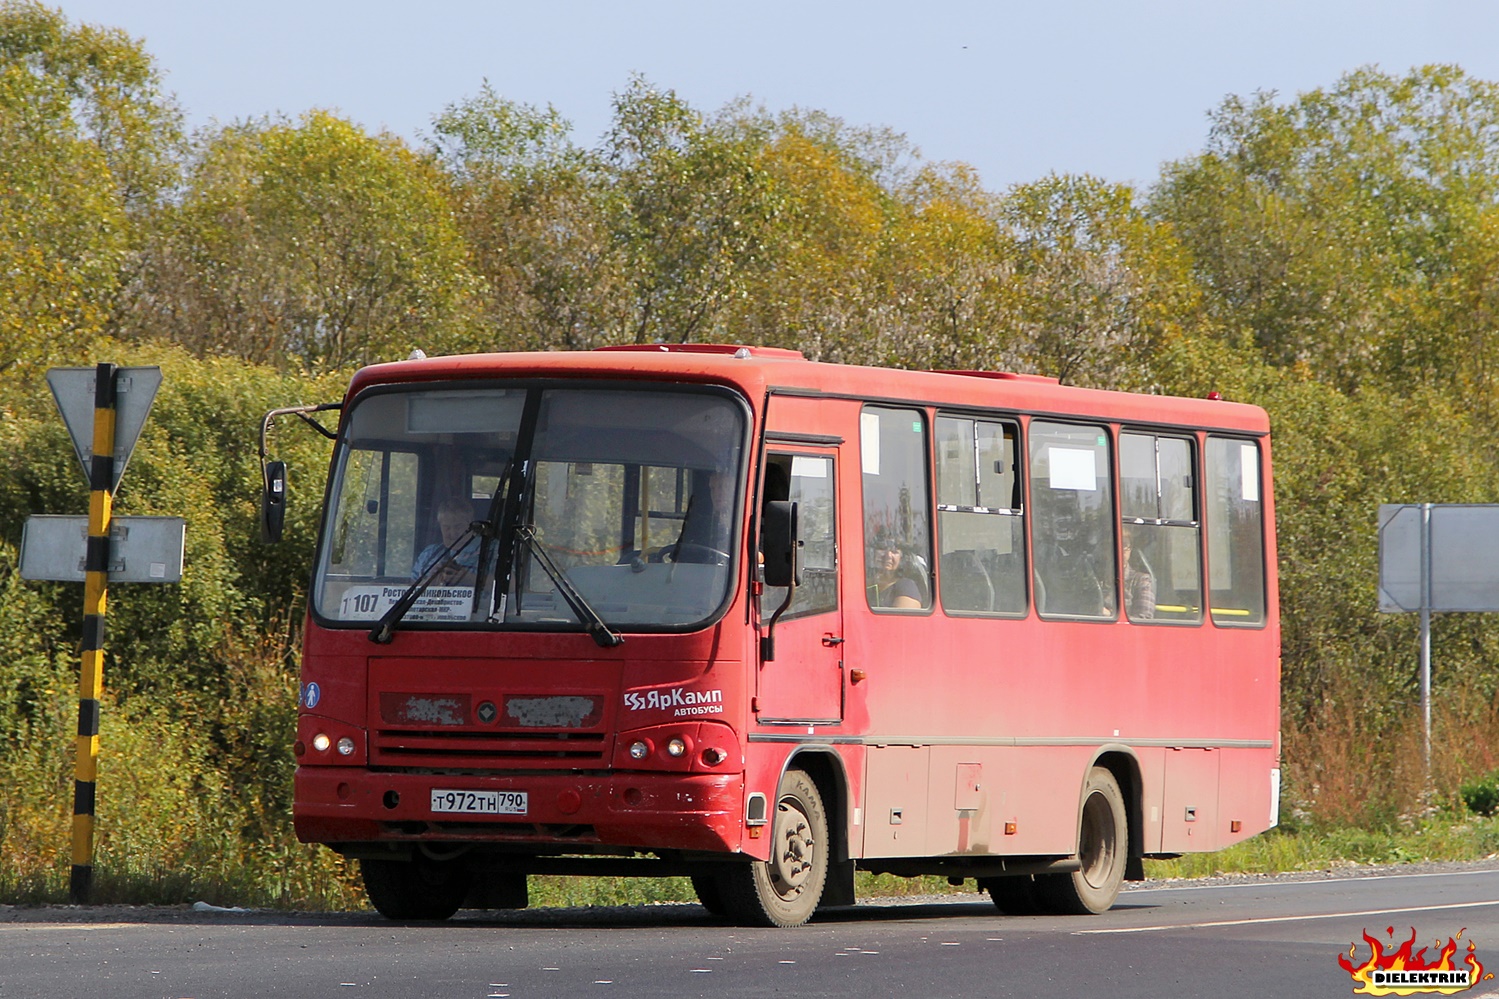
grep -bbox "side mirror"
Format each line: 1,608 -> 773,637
762,500 -> 800,588
260,460 -> 287,543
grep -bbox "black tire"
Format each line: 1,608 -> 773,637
719,769 -> 829,927
978,874 -> 1043,914
690,872 -> 728,916
361,856 -> 468,921
1035,766 -> 1127,914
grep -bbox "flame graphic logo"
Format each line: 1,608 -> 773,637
1339,926 -> 1493,995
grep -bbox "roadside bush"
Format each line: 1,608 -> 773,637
1461,773 -> 1499,817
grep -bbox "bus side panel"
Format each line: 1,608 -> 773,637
925,746 -> 1083,858
1133,745 -> 1166,855
1160,747 -> 1220,853
1217,745 -> 1279,849
860,745 -> 928,857
860,745 -> 1089,859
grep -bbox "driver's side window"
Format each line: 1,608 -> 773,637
760,453 -> 837,619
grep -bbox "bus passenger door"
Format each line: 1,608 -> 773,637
756,451 -> 844,725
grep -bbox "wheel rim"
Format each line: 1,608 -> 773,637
769,797 -> 816,898
1078,789 -> 1119,889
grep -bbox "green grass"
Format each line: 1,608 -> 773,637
1143,817 -> 1499,880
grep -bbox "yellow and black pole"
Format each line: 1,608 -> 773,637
71,361 -> 116,904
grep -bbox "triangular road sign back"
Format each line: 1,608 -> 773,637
46,366 -> 162,492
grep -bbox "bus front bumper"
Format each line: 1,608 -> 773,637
293,768 -> 746,855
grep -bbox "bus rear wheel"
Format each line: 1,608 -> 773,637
718,769 -> 828,927
978,874 -> 1042,914
1035,766 -> 1127,914
361,855 -> 468,921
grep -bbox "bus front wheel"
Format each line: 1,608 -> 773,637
1035,765 -> 1127,914
361,855 -> 468,921
689,872 -> 728,916
718,769 -> 829,927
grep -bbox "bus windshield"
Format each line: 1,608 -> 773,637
312,383 -> 748,632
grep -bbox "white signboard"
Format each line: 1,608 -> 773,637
336,585 -> 475,622
1379,504 -> 1499,613
20,515 -> 185,583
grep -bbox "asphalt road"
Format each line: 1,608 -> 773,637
4,865 -> 1499,999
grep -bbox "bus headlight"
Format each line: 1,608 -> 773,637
297,718 -> 366,766
613,721 -> 737,772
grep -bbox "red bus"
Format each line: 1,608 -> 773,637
266,345 -> 1279,926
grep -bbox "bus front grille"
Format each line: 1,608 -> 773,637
372,729 -> 609,767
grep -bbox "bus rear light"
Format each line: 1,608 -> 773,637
294,740 -> 306,757
666,737 -> 688,758
312,733 -> 331,753
701,747 -> 727,766
336,737 -> 355,756
628,740 -> 651,760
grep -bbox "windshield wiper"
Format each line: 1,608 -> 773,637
471,458 -> 514,619
516,525 -> 623,648
368,527 -> 476,644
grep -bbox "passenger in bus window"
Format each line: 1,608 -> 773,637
412,495 -> 481,584
1034,494 -> 1112,616
868,534 -> 923,609
1122,524 -> 1155,620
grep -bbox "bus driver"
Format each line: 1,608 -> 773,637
411,496 -> 481,585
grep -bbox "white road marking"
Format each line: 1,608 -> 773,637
1076,898 -> 1499,935
1128,868 -> 1499,894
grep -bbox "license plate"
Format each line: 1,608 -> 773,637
430,789 -> 527,815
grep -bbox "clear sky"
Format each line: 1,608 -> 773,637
51,0 -> 1499,192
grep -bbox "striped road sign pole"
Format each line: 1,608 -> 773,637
71,362 -> 117,904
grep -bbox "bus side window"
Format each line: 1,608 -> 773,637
935,414 -> 1025,615
1119,432 -> 1202,623
760,453 -> 837,619
861,406 -> 933,612
1205,437 -> 1267,626
1029,421 -> 1116,620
